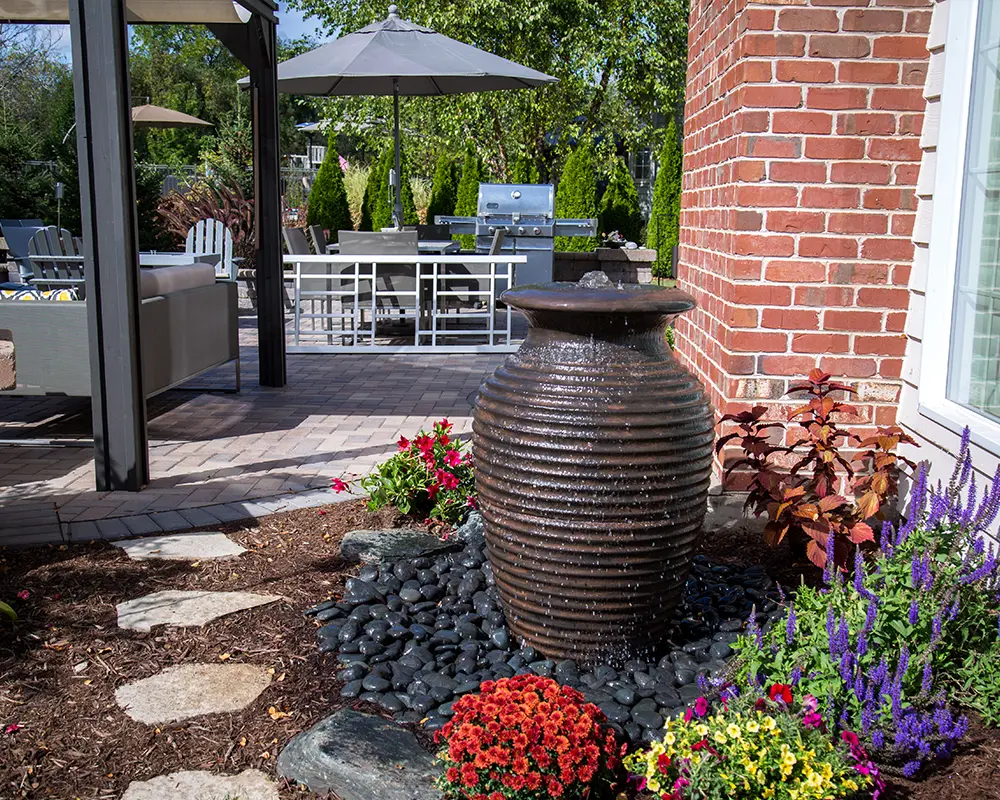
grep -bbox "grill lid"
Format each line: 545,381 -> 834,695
477,184 -> 554,218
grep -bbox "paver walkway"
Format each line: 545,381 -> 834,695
0,320 -> 503,544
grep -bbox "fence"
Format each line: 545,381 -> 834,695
282,254 -> 525,354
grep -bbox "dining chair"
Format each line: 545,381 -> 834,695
337,231 -> 419,321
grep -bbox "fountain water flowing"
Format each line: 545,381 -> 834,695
473,271 -> 715,667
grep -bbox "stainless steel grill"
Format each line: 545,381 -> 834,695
437,183 -> 597,286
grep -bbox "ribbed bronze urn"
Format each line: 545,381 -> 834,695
473,273 -> 715,667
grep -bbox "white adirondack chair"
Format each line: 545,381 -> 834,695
185,219 -> 236,281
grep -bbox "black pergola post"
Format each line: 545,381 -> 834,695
211,16 -> 286,389
69,0 -> 149,491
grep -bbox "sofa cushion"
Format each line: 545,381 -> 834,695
0,287 -> 80,301
139,263 -> 216,299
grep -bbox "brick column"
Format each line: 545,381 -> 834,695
677,0 -> 930,484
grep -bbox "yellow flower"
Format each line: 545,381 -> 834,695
726,723 -> 742,739
763,788 -> 775,798
762,716 -> 777,731
844,779 -> 859,792
695,724 -> 710,737
664,731 -> 676,746
820,763 -> 833,781
780,745 -> 798,768
746,719 -> 760,733
805,771 -> 824,791
713,731 -> 729,745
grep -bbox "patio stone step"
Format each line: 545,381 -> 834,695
112,531 -> 246,561
116,590 -> 282,632
121,768 -> 279,800
114,663 -> 271,724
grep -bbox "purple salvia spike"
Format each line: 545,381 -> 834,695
785,605 -> 797,644
864,597 -> 878,632
908,601 -> 919,625
823,532 -> 836,584
858,629 -> 869,657
921,662 -> 933,694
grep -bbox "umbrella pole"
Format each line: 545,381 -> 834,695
392,77 -> 403,229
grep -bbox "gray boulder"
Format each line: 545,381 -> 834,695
339,529 -> 457,564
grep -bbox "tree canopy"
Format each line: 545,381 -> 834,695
286,0 -> 689,178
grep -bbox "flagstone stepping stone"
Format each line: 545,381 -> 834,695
113,531 -> 246,561
277,709 -> 438,800
340,528 -> 458,565
115,663 -> 270,724
117,590 -> 283,632
121,769 -> 279,800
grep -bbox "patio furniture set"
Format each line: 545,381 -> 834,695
0,218 -> 240,398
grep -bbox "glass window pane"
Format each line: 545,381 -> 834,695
948,0 -> 1000,422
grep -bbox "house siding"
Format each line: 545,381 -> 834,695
899,0 -> 1000,499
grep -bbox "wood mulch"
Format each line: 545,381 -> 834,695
1,503 -> 999,799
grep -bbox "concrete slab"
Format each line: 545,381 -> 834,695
117,590 -> 282,632
115,663 -> 271,724
113,531 -> 246,561
121,769 -> 279,800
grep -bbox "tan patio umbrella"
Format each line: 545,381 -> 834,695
131,104 -> 213,129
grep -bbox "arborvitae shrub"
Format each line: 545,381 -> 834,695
647,119 -> 682,278
598,154 -> 642,244
427,153 -> 459,223
454,147 -> 482,249
555,139 -> 599,252
306,136 -> 353,242
360,142 -> 418,231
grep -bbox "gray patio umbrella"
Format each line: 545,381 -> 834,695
256,3 -> 557,227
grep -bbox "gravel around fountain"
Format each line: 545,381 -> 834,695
308,511 -> 784,745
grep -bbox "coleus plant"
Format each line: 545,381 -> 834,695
716,369 -> 917,571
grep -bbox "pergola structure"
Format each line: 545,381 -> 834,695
0,0 -> 286,491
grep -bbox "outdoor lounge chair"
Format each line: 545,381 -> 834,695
186,218 -> 236,281
27,226 -> 86,296
307,224 -> 327,255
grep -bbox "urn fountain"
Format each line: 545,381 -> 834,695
472,272 -> 715,667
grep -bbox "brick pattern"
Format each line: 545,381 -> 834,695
678,0 -> 930,481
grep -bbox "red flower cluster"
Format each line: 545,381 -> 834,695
435,675 -> 620,799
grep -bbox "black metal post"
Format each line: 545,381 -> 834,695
69,0 -> 149,491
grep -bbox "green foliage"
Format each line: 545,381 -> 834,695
343,163 -> 370,230
290,0 -> 689,181
199,112 -> 254,199
598,154 -> 642,243
306,137 -> 353,242
360,143 -> 418,231
665,326 -> 675,350
555,139 -> 599,252
454,148 -> 482,250
0,119 -> 54,222
135,165 -> 173,252
427,153 -> 460,223
509,152 -> 540,184
357,420 -> 475,524
0,600 -> 15,622
647,119 -> 682,278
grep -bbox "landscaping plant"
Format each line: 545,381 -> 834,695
454,147 -> 482,250
334,419 -> 475,524
646,119 -> 682,279
598,155 -> 643,245
735,428 -> 1000,777
717,369 -> 916,571
427,152 -> 460,223
158,179 -> 256,268
434,674 -> 622,800
624,684 -> 880,799
555,139 -> 599,252
306,135 -> 353,242
359,142 -> 418,231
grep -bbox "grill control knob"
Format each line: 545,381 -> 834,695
517,226 -> 525,235
533,227 -> 541,235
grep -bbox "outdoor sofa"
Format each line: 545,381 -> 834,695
0,263 -> 239,397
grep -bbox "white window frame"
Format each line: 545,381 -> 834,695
918,0 -> 1000,457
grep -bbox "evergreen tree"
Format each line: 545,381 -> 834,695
361,144 -> 418,231
454,147 -> 482,249
306,136 -> 353,242
510,152 -> 540,184
0,120 -> 52,222
555,139 -> 599,252
598,154 -> 643,244
427,153 -> 459,223
647,119 -> 683,278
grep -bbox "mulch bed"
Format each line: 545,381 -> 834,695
1,502 -> 999,799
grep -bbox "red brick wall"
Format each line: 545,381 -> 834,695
677,0 -> 931,482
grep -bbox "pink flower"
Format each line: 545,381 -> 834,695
339,155 -> 349,172
16,590 -> 28,601
317,509 -> 327,516
683,707 -> 693,723
427,483 -> 441,499
437,418 -> 452,432
802,694 -> 819,714
436,470 -> 459,490
841,730 -> 860,748
397,436 -> 411,451
444,449 -> 461,467
414,435 -> 434,454
466,495 -> 479,509
694,697 -> 709,718
331,479 -> 349,493
803,712 -> 824,729
4,723 -> 19,734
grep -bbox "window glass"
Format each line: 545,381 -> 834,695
949,0 -> 1000,421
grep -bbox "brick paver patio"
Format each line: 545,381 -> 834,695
0,321 -> 504,545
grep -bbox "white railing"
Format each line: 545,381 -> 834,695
282,254 -> 525,353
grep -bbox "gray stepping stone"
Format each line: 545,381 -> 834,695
115,663 -> 270,724
340,529 -> 457,565
121,769 -> 279,800
113,531 -> 246,561
117,590 -> 282,632
277,709 -> 438,800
